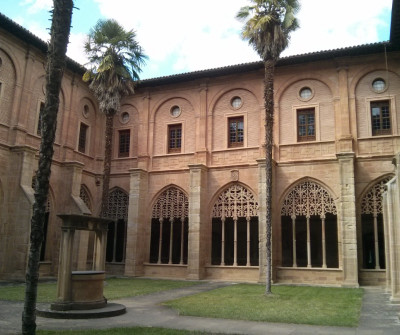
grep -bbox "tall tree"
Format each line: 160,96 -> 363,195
83,19 -> 147,215
237,0 -> 299,294
22,1 -> 74,334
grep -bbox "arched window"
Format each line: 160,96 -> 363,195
79,184 -> 92,211
211,184 -> 259,266
361,177 -> 392,269
281,181 -> 338,268
150,187 -> 189,264
103,188 -> 128,263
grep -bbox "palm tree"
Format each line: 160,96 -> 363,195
237,0 -> 299,294
83,19 -> 147,216
22,1 -> 74,334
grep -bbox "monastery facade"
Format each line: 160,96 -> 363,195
1,1 -> 400,301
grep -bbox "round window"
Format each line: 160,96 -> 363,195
372,78 -> 386,93
299,87 -> 312,100
170,106 -> 181,117
231,96 -> 242,109
121,112 -> 130,123
82,104 -> 90,118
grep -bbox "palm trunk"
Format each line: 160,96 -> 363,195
22,1 -> 73,334
264,59 -> 275,295
101,113 -> 114,216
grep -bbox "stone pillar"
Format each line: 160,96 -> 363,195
385,153 -> 400,302
56,227 -> 75,301
1,146 -> 36,280
257,159 -> 267,282
195,83 -> 208,165
60,161 -> 91,271
187,164 -> 208,280
337,153 -> 359,287
124,168 -> 148,276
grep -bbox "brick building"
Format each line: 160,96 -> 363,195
0,1 -> 400,301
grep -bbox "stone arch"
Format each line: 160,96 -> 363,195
210,183 -> 259,266
0,48 -> 18,125
353,69 -> 400,138
149,186 -> 189,265
150,95 -> 195,123
79,184 -> 92,211
359,174 -> 394,270
280,179 -> 338,268
278,78 -> 335,144
115,103 -> 139,158
151,97 -> 196,156
103,187 -> 129,263
208,87 -> 261,114
211,88 -> 261,151
275,76 -> 335,104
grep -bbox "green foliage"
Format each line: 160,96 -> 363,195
164,284 -> 363,327
38,328 -> 216,335
103,278 -> 200,300
0,278 -> 199,302
83,18 -> 148,114
236,0 -> 300,60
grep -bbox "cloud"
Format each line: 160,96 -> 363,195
15,0 -> 392,79
19,0 -> 52,14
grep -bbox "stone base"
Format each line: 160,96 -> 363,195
37,303 -> 126,319
50,298 -> 107,311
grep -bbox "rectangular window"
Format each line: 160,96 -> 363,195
228,116 -> 244,148
371,100 -> 391,136
78,123 -> 88,153
297,108 -> 315,142
118,129 -> 130,157
37,102 -> 45,136
168,124 -> 182,153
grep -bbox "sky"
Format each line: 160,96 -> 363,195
0,0 -> 394,80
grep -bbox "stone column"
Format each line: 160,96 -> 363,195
257,159 -> 267,282
195,83 -> 208,165
56,227 -> 75,301
337,153 -> 359,287
124,168 -> 148,276
336,66 -> 353,153
187,164 -> 208,280
385,153 -> 400,302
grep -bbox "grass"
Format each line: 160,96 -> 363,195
37,328 -> 217,335
0,278 -> 200,303
163,283 -> 364,327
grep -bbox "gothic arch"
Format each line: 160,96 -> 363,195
149,186 -> 189,264
211,183 -> 259,266
280,179 -> 338,268
359,174 -> 394,270
279,177 -> 338,212
103,187 -> 129,263
79,184 -> 92,211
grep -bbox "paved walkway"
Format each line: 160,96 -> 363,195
1,281 -> 399,335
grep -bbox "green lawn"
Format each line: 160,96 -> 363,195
0,278 -> 200,302
163,283 -> 363,327
37,328 -> 217,335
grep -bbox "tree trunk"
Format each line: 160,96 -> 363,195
101,113 -> 114,216
22,1 -> 73,334
264,59 -> 275,295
